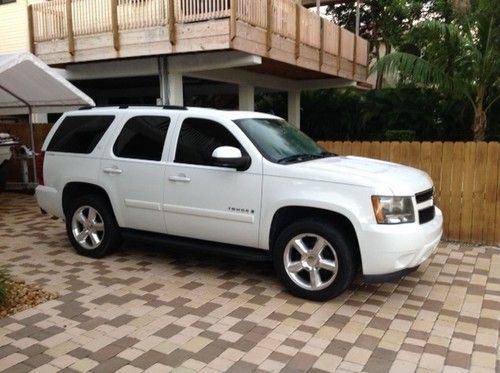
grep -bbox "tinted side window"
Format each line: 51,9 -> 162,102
175,118 -> 241,166
47,115 -> 114,154
113,116 -> 170,161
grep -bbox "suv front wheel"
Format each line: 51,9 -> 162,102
273,219 -> 356,301
66,195 -> 121,258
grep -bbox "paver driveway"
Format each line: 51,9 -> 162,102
0,192 -> 499,373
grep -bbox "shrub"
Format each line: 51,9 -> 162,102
298,87 -> 492,141
384,130 -> 416,141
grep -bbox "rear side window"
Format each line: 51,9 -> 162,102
113,116 -> 170,161
47,115 -> 114,154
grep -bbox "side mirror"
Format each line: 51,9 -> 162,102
211,146 -> 251,171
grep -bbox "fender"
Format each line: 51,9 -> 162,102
259,178 -> 374,250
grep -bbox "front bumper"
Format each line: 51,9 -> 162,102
359,207 -> 443,277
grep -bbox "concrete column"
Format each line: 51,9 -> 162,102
31,113 -> 48,123
168,72 -> 184,106
159,57 -> 168,104
159,56 -> 184,106
238,84 -> 255,111
288,90 -> 301,128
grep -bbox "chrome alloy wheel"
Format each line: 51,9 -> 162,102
283,233 -> 338,291
71,206 -> 105,250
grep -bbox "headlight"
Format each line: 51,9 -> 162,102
371,196 -> 415,224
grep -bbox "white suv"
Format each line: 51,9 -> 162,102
36,106 -> 442,300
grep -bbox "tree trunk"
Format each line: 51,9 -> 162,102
375,41 -> 392,89
472,105 -> 487,141
374,41 -> 383,89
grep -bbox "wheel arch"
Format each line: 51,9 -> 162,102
62,182 -> 118,223
269,206 -> 361,269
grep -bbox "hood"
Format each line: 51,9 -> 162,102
269,155 -> 433,195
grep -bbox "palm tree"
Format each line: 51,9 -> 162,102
371,3 -> 499,140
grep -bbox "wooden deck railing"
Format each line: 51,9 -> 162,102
32,0 -> 67,42
273,0 -> 296,39
73,0 -> 112,36
299,6 -> 320,48
177,0 -> 230,22
31,0 -> 232,42
237,0 -> 266,28
30,0 -> 368,77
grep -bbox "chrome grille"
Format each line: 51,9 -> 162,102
416,188 -> 435,224
415,188 -> 433,204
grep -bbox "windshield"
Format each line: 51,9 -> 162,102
234,118 -> 332,164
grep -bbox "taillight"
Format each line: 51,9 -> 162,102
36,151 -> 45,185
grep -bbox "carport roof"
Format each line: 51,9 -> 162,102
0,52 -> 94,115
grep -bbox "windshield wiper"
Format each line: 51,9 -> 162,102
278,153 -> 324,164
320,151 -> 336,157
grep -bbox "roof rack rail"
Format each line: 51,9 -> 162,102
77,105 -> 189,111
163,105 -> 188,110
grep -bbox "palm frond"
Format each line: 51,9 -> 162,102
413,20 -> 468,45
371,52 -> 469,98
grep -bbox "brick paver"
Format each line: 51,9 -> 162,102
0,193 -> 499,372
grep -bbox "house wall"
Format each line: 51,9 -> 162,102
0,0 -> 43,53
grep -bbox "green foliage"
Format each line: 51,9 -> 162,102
298,87 -> 495,141
0,268 -> 9,306
328,0 -> 499,139
372,1 -> 500,139
384,130 -> 416,141
327,0 -> 455,87
373,51 -> 467,95
255,92 -> 287,119
326,0 -> 447,51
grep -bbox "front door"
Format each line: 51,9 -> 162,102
101,114 -> 173,233
164,117 -> 262,248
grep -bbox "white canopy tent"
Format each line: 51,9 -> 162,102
0,52 -> 94,186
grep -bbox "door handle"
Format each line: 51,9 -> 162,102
168,174 -> 191,183
103,167 -> 122,175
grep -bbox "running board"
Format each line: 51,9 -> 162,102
121,229 -> 272,262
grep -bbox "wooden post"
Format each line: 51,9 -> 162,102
266,0 -> 273,54
294,3 -> 300,60
319,18 -> 324,70
230,0 -> 237,41
336,25 -> 342,75
27,5 -> 35,54
66,0 -> 75,56
111,0 -> 120,51
168,0 -> 176,45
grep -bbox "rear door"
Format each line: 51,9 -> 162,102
100,113 -> 176,233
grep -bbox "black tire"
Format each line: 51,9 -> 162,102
65,194 -> 121,258
273,218 -> 356,301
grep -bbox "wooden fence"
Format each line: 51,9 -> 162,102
319,141 -> 500,246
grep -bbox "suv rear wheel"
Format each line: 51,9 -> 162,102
273,218 -> 356,301
66,195 -> 121,258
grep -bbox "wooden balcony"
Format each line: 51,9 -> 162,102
29,0 -> 369,83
